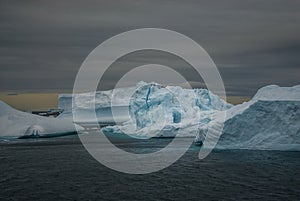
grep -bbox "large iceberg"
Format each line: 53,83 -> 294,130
102,81 -> 232,138
0,101 -> 82,138
195,85 -> 300,150
58,82 -> 231,132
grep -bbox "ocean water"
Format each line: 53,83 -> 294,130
0,134 -> 299,201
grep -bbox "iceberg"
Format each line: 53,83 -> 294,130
101,81 -> 232,138
0,101 -> 82,138
59,81 -> 231,138
195,85 -> 300,150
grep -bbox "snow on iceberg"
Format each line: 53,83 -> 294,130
195,85 -> 300,150
58,86 -> 135,112
58,86 -> 135,123
0,101 -> 83,138
102,81 -> 232,138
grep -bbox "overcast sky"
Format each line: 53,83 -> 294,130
0,0 -> 299,96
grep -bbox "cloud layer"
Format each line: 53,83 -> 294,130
0,0 -> 299,96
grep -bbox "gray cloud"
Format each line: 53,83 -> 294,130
0,0 -> 299,97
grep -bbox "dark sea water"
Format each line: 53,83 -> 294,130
0,135 -> 299,201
